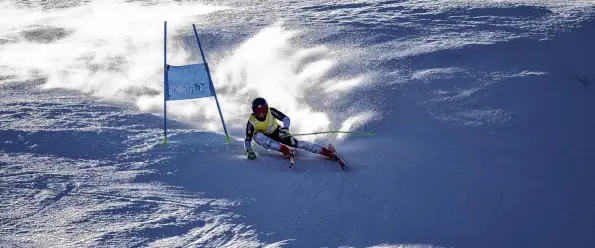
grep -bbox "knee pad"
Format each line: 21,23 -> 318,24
288,136 -> 298,147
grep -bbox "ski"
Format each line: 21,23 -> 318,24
328,143 -> 345,170
287,149 -> 296,168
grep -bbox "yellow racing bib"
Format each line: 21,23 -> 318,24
248,108 -> 279,135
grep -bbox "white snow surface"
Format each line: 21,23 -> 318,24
2,0 -> 595,247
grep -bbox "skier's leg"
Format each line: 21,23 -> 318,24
254,132 -> 292,156
265,127 -> 332,158
266,127 -> 299,149
293,139 -> 335,158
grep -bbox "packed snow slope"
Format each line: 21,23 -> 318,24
2,1 -> 595,247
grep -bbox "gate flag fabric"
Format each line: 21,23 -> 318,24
163,21 -> 230,145
166,64 -> 212,101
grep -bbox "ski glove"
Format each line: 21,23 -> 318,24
246,149 -> 256,160
279,127 -> 289,140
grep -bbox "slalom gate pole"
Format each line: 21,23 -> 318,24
192,24 -> 230,144
163,21 -> 168,145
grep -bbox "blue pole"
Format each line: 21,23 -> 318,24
192,24 -> 230,144
163,21 -> 168,145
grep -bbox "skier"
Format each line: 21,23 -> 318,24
244,97 -> 337,162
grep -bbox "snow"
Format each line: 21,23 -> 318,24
2,0 -> 595,247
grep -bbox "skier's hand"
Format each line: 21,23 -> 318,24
279,127 -> 289,140
246,149 -> 256,160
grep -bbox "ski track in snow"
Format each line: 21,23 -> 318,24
2,0 -> 595,247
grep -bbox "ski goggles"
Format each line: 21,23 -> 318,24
254,106 -> 268,116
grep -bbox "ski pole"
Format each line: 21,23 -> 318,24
288,131 -> 374,137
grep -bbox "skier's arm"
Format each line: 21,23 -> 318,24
244,121 -> 254,151
270,108 -> 290,129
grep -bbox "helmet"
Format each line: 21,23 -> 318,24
251,97 -> 268,116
